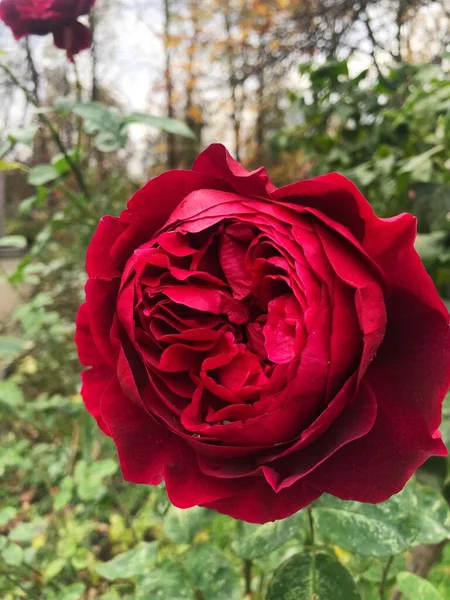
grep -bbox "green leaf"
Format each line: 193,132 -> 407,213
72,102 -> 122,134
184,543 -> 239,600
232,511 -> 305,559
0,380 -> 24,407
72,102 -> 126,151
0,159 -> 23,171
44,558 -> 66,581
266,551 -> 360,600
359,555 -> 406,584
51,150 -> 80,174
95,131 -> 126,152
399,145 -> 444,181
2,542 -> 24,566
9,519 -> 46,542
0,506 -> 17,526
0,336 -> 25,358
28,164 -> 61,186
98,591 -> 122,600
410,483 -> 450,544
396,572 -> 443,600
59,584 -> 86,600
36,96 -> 77,115
138,561 -> 193,599
0,235 -> 27,249
313,59 -> 349,80
0,138 -> 13,157
89,458 -> 119,479
163,506 -> 214,544
74,459 -> 118,501
54,477 -> 74,511
19,195 -> 37,216
54,95 -> 77,114
349,163 -> 377,186
9,125 -> 38,145
125,113 -> 196,138
95,541 -> 158,581
312,488 -> 420,557
415,232 -> 446,263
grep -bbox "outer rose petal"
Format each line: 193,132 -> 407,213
86,216 -> 128,279
81,366 -> 112,436
75,302 -> 104,367
363,212 -> 447,319
101,377 -> 176,485
85,277 -> 119,366
193,143 -> 277,198
164,450 -> 249,509
274,173 -> 372,241
203,477 -> 321,524
306,291 -> 449,501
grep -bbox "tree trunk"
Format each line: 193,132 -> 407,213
255,33 -> 266,164
164,0 -> 177,169
0,172 -> 5,240
224,0 -> 241,161
90,6 -> 99,102
181,0 -> 202,167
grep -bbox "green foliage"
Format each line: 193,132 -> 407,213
0,160 -> 23,171
163,506 -> 214,544
266,552 -> 361,600
95,542 -> 158,581
0,336 -> 24,358
313,494 -> 419,558
124,112 -> 196,138
72,102 -> 195,153
275,60 -> 450,221
396,572 -> 444,600
313,482 -> 450,557
232,512 -> 305,559
27,164 -> 61,185
184,543 -> 240,600
137,561 -> 193,599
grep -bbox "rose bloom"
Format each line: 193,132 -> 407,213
76,144 -> 450,523
0,0 -> 95,61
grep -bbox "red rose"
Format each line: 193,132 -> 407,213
0,0 -> 95,61
75,144 -> 450,523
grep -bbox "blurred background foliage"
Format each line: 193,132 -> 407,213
1,0 -> 450,598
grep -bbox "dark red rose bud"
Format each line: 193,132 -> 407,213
75,144 -> 450,523
0,0 -> 96,61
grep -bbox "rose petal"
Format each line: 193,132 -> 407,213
86,216 -> 128,279
306,291 -> 449,502
85,277 -> 119,366
101,376 -> 177,485
164,447 -> 247,508
81,367 -> 113,435
53,20 -> 92,61
75,302 -> 104,367
111,171 -> 230,268
203,476 -> 321,523
262,380 -> 377,492
193,143 -> 277,197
